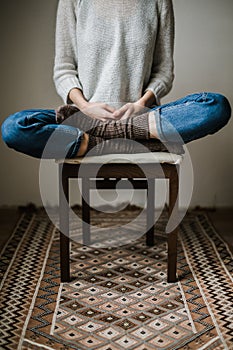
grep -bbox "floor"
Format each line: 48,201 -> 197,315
0,207 -> 21,251
205,208 -> 233,252
0,207 -> 232,252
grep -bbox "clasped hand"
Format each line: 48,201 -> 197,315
82,102 -> 147,121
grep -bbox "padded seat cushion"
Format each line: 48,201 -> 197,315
56,152 -> 183,165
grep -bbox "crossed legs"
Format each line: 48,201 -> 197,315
57,92 -> 231,156
1,92 -> 231,159
76,111 -> 159,157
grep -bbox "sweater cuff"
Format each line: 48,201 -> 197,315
144,80 -> 166,106
57,76 -> 83,104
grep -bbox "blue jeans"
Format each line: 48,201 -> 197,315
1,92 -> 231,159
1,109 -> 84,159
153,92 -> 231,143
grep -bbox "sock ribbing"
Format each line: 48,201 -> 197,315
56,105 -> 150,140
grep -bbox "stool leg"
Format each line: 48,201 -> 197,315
82,178 -> 91,245
146,179 -> 155,246
59,164 -> 71,282
167,166 -> 179,283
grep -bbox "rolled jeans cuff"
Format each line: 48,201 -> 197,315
154,108 -> 168,143
154,108 -> 184,144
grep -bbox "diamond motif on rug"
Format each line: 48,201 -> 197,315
0,209 -> 232,349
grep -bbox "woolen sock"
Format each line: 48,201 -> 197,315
86,136 -> 148,156
56,105 -> 80,124
86,135 -> 184,156
56,104 -> 150,140
91,114 -> 150,140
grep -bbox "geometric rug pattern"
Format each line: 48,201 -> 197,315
0,208 -> 232,349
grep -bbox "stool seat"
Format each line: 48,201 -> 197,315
56,152 -> 183,165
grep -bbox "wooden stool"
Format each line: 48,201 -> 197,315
57,152 -> 182,283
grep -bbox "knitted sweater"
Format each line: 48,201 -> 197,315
53,0 -> 174,106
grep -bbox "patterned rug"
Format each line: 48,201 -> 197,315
0,207 -> 233,350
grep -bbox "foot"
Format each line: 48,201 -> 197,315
85,136 -> 184,156
56,105 -> 79,124
76,133 -> 89,156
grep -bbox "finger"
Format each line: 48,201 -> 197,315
120,110 -> 133,120
100,117 -> 115,122
113,105 -> 129,118
115,104 -> 129,114
120,106 -> 135,120
93,116 -> 110,122
102,111 -> 116,120
102,104 -> 116,113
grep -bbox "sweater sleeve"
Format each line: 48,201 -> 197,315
53,0 -> 82,104
144,0 -> 175,105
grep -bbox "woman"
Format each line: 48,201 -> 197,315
1,0 -> 231,158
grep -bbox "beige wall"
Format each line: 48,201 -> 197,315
0,0 -> 233,208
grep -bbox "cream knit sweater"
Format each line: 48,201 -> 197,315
53,0 -> 174,106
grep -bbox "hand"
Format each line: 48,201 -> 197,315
112,102 -> 148,120
81,102 -> 116,121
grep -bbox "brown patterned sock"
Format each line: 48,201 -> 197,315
56,105 -> 80,124
56,105 -> 150,140
86,136 -> 184,156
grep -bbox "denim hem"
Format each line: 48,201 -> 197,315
154,109 -> 168,143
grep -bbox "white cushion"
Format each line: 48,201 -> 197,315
56,152 -> 183,165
